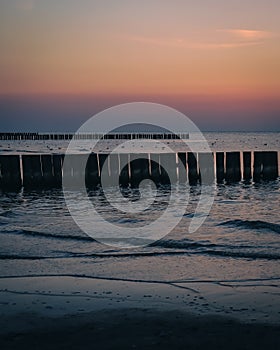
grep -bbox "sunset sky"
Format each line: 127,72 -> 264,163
0,0 -> 279,131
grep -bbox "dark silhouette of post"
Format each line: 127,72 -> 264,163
198,153 -> 214,185
243,151 -> 252,181
225,152 -> 241,183
0,155 -> 22,191
216,152 -> 225,183
62,154 -> 88,189
130,154 -> 150,187
178,152 -> 187,183
98,154 -> 109,181
253,151 -> 263,182
108,153 -> 119,184
52,154 -> 63,187
119,153 -> 129,186
262,151 -> 278,180
85,153 -> 99,188
187,152 -> 198,185
150,153 -> 161,183
41,155 -> 54,188
22,155 -> 43,189
254,151 -> 278,181
159,153 -> 177,184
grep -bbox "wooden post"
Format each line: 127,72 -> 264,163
0,155 -> 22,191
198,153 -> 214,185
216,152 -> 225,183
62,154 -> 87,189
22,155 -> 43,189
72,154 -> 87,186
150,153 -> 161,183
243,151 -> 252,181
225,152 -> 241,183
187,152 -> 198,185
53,154 -> 63,187
85,153 -> 99,188
178,152 -> 187,183
98,154 -> 109,186
108,153 -> 119,184
254,151 -> 278,181
253,151 -> 263,182
119,153 -> 129,186
41,154 -> 54,188
130,153 -> 150,187
159,153 -> 177,184
262,151 -> 278,180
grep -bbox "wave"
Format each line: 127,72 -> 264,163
0,250 -> 194,260
149,238 -> 216,250
198,249 -> 280,260
1,248 -> 279,261
149,239 -> 280,260
0,254 -> 55,260
1,228 -> 96,242
68,249 -> 280,260
219,220 -> 280,234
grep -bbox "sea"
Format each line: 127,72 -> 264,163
0,132 -> 279,288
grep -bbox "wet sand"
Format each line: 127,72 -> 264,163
0,276 -> 279,349
1,308 -> 280,350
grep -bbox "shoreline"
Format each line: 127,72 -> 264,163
1,275 -> 279,349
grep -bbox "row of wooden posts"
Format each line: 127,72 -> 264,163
0,132 -> 189,140
0,151 -> 278,190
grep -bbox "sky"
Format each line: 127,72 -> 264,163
0,0 -> 279,131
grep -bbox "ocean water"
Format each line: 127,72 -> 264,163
0,132 -> 279,286
0,131 -> 279,154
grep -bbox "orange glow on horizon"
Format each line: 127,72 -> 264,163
0,1 -> 279,116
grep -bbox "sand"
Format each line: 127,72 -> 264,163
0,276 -> 279,349
2,308 -> 280,350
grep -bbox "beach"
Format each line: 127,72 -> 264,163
1,275 -> 280,349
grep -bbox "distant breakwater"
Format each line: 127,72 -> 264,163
0,132 -> 189,141
0,151 -> 278,190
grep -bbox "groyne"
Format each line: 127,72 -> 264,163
0,151 -> 278,190
0,132 -> 189,140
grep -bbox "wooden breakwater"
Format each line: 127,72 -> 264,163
0,151 -> 278,190
0,132 -> 189,140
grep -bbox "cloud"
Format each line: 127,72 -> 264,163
126,29 -> 275,50
129,36 -> 262,49
219,29 -> 274,41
